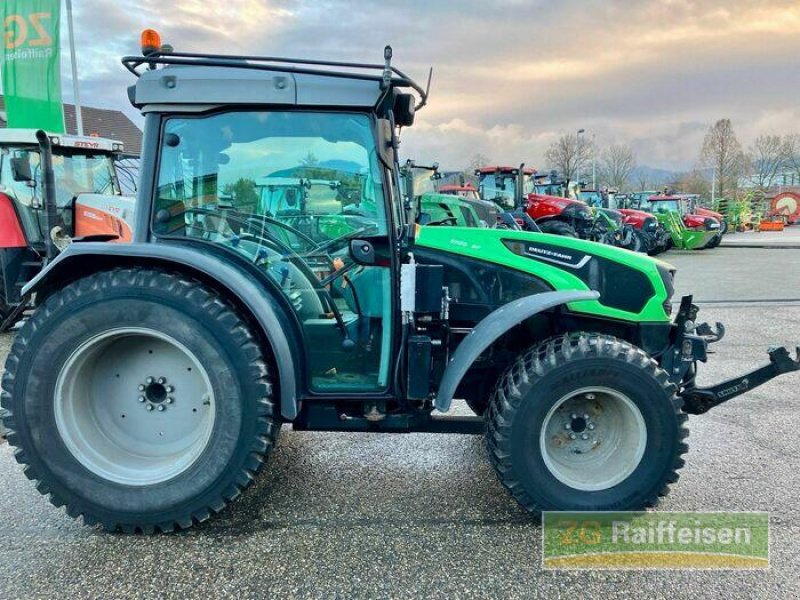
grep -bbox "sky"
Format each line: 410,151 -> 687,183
50,0 -> 800,172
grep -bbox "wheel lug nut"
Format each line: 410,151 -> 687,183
588,423 -> 595,430
166,386 -> 174,393
138,396 -> 146,403
158,377 -> 166,385
564,423 -> 571,430
146,404 -> 154,411
146,377 -> 154,384
569,433 -> 576,440
166,397 -> 174,404
138,384 -> 145,391
157,405 -> 166,412
581,433 -> 589,440
571,413 -> 578,420
583,414 -> 589,420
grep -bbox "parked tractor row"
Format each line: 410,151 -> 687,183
404,164 -> 728,256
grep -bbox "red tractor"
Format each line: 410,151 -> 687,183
476,166 -> 595,237
684,194 -> 728,234
613,196 -> 672,255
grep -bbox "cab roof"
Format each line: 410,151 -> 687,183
0,129 -> 123,152
476,166 -> 536,175
123,48 -> 428,114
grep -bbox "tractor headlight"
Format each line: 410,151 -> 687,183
657,263 -> 675,317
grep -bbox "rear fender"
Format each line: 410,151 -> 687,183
434,290 -> 600,412
23,242 -> 302,420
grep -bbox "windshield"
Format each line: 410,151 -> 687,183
154,111 -> 387,247
0,145 -> 119,238
479,173 -> 517,208
51,151 -> 119,207
648,200 -> 681,213
580,191 -> 603,207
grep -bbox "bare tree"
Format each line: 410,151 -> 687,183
464,153 -> 492,179
598,143 -> 636,191
673,170 -> 711,198
635,170 -> 649,192
746,135 -> 789,191
783,134 -> 800,186
544,133 -> 593,184
700,119 -> 745,198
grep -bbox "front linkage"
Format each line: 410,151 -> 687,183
664,296 -> 800,415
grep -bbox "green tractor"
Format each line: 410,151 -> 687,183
401,161 -> 484,228
629,193 -> 718,250
2,41 -> 798,533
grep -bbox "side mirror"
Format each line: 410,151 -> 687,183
393,93 -> 415,127
10,156 -> 33,183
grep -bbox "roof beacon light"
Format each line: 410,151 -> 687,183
141,29 -> 162,56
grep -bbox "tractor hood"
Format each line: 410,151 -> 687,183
415,226 -> 674,323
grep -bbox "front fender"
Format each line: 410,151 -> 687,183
434,290 -> 600,412
23,242 -> 301,420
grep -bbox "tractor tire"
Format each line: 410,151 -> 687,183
486,333 -> 688,515
0,268 -> 279,533
539,220 -> 578,237
705,234 -> 722,249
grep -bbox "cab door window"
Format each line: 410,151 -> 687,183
154,111 -> 393,392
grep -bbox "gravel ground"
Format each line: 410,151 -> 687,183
1,246 -> 799,599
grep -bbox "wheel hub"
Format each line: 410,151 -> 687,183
540,387 -> 647,491
54,328 -> 216,486
138,377 -> 175,411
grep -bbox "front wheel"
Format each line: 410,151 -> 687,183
539,220 -> 577,237
1,268 -> 280,533
486,334 -> 688,514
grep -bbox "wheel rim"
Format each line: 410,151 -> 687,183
55,328 -> 216,486
539,387 -> 647,492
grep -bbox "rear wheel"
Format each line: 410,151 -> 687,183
539,220 -> 577,237
486,334 -> 687,514
1,268 -> 279,533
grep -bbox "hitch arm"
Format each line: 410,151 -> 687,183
681,346 -> 800,415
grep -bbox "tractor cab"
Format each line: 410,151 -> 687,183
0,130 -> 135,325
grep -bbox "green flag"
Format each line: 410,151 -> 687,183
1,0 -> 65,133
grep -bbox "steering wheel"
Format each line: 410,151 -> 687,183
184,207 -> 308,261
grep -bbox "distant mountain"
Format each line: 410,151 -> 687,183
630,165 -> 677,189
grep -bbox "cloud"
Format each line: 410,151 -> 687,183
36,0 -> 800,171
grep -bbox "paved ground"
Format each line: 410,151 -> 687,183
1,246 -> 799,599
721,226 -> 800,248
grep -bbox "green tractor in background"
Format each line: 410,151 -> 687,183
2,41 -> 798,534
628,193 -> 718,250
401,161 -> 484,228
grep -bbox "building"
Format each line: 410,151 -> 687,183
0,96 -> 142,155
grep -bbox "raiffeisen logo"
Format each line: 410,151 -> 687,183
543,512 -> 769,569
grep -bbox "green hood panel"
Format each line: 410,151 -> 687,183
415,226 -> 673,323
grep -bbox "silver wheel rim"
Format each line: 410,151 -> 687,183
55,328 -> 216,486
539,386 -> 647,492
